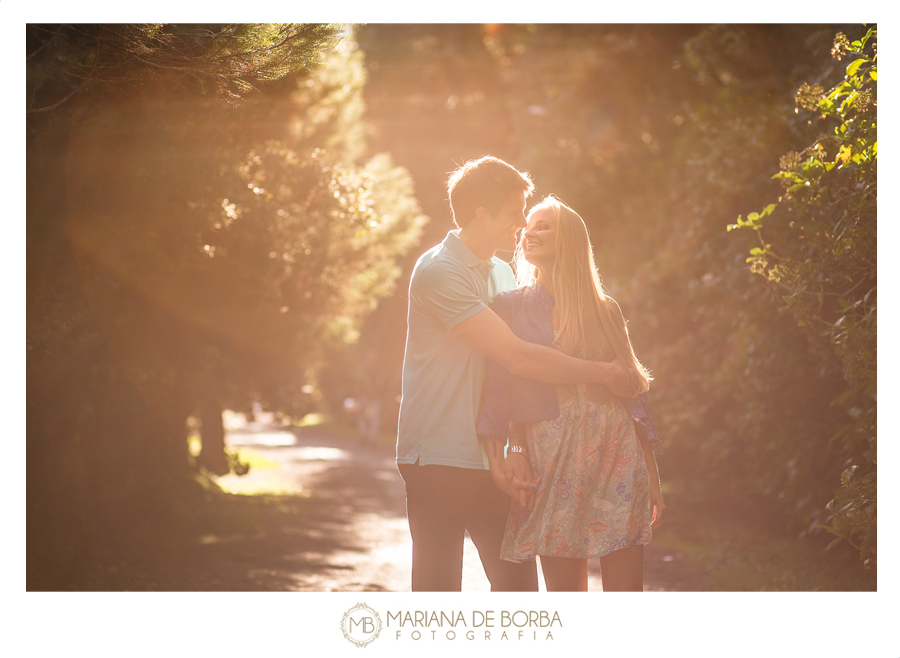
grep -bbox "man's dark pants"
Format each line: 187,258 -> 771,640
399,463 -> 538,592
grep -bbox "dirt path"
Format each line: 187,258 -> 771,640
207,420 -> 706,592
48,419 -> 866,593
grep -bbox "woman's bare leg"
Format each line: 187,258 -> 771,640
598,544 -> 644,591
539,556 -> 588,591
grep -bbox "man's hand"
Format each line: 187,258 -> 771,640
503,451 -> 539,511
594,359 -> 636,398
488,455 -> 536,506
481,434 -> 538,507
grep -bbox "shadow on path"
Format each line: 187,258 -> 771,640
32,422 -> 708,591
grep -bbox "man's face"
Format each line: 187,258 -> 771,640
482,190 -> 527,254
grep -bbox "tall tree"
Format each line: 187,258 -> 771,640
27,24 -> 425,586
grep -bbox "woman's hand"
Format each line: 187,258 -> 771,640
649,482 -> 666,528
638,436 -> 665,528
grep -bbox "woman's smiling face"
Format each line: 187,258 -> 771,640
521,206 -> 557,270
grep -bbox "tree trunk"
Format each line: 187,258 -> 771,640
198,399 -> 229,475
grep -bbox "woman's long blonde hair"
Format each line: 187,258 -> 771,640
514,194 -> 651,397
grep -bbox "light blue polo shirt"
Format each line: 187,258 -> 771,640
397,230 -> 517,470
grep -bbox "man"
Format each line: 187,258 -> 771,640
397,156 -> 631,591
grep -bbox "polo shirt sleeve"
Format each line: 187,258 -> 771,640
412,260 -> 487,329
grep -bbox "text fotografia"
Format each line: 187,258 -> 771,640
388,610 -> 561,641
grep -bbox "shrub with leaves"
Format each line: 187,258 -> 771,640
731,27 -> 876,567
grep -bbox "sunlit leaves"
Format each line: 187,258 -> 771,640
727,203 -> 776,232
795,83 -> 824,112
200,35 -> 427,375
732,26 -> 877,565
26,24 -> 347,112
845,58 -> 866,77
27,23 -> 425,511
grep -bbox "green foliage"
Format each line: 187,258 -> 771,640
182,34 -> 427,418
27,23 -> 426,567
732,27 -> 876,566
824,466 -> 876,559
210,142 -> 424,351
462,25 -> 850,531
353,27 -> 866,555
30,22 -> 876,589
26,24 -> 344,110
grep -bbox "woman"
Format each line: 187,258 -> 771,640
476,194 -> 665,591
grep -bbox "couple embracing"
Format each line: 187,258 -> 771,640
396,156 -> 665,592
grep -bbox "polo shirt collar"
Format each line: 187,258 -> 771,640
443,230 -> 495,275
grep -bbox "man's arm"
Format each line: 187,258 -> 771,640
453,307 -> 634,394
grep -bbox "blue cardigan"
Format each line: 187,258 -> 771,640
475,281 -> 661,453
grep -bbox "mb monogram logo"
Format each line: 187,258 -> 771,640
341,603 -> 383,647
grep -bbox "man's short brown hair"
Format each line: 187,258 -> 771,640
446,156 -> 535,228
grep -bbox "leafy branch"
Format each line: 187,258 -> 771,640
730,26 -> 877,567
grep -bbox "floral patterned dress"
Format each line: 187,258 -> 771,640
500,378 -> 652,562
